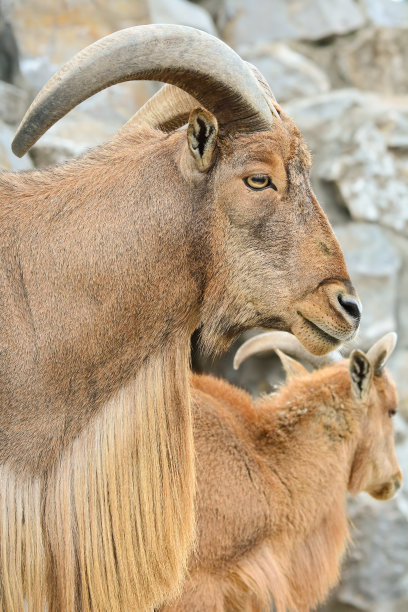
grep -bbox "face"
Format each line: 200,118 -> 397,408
199,108 -> 361,356
349,372 -> 402,501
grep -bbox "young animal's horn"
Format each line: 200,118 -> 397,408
366,332 -> 397,376
233,331 -> 342,371
12,25 -> 274,157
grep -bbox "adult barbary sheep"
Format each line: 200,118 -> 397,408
160,332 -> 402,611
2,25 -> 360,611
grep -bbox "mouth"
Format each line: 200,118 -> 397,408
369,481 -> 400,501
298,314 -> 342,348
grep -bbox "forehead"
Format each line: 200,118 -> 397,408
223,114 -> 312,170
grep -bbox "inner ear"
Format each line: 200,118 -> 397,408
187,107 -> 218,172
349,350 -> 373,400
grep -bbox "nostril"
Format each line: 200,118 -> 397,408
338,294 -> 361,322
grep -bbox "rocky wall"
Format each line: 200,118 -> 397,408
1,0 -> 407,610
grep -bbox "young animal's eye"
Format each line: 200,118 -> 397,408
243,175 -> 277,191
388,409 -> 397,418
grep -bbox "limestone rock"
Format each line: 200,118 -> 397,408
320,486 -> 408,612
148,0 -> 217,34
335,27 -> 408,95
221,0 -> 365,51
334,224 -> 400,350
0,119 -> 33,171
359,0 -> 408,28
0,80 -> 28,125
28,110 -> 123,168
243,43 -> 330,103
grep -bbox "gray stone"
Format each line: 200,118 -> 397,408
243,43 -> 329,103
0,119 -> 33,170
359,0 -> 408,28
335,27 -> 408,95
0,80 -> 28,125
148,0 -> 217,34
319,486 -> 408,611
222,0 -> 365,50
334,224 -> 401,350
389,350 -> 408,422
28,110 -> 122,168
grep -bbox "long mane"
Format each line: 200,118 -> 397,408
0,343 -> 194,611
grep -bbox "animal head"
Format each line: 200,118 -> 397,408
12,24 -> 360,356
234,331 -> 402,501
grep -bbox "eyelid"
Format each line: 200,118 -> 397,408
243,175 -> 278,191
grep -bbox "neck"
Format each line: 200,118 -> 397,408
0,129 -> 207,469
251,368 -> 362,610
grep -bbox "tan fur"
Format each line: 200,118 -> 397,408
161,359 -> 401,612
1,103 -> 359,608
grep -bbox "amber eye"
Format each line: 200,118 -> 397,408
243,175 -> 277,191
388,409 -> 397,418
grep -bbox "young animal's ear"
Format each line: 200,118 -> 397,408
349,349 -> 373,400
187,107 -> 218,171
276,349 -> 308,381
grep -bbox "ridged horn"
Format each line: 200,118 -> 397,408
120,61 -> 280,135
12,24 -> 274,157
233,331 -> 342,371
366,332 -> 397,376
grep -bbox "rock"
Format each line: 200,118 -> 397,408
243,43 -> 329,103
334,224 -> 400,350
320,486 -> 408,612
8,0 -> 152,122
388,350 -> 408,422
359,0 -> 408,28
0,9 -> 21,85
335,27 -> 408,95
28,110 -> 123,168
221,0 -> 365,51
287,91 -> 408,236
0,119 -> 33,171
148,0 -> 217,34
0,81 -> 28,125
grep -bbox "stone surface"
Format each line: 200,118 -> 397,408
335,27 -> 408,95
0,80 -> 28,125
287,91 -> 408,236
221,0 -> 365,51
243,42 -> 329,103
359,0 -> 408,28
319,487 -> 408,612
149,0 -> 217,34
334,224 -> 401,350
27,110 -> 123,168
0,119 -> 33,171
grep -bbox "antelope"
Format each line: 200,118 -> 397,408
160,332 -> 402,612
1,25 -> 360,611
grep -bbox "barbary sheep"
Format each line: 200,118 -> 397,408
160,332 -> 402,611
1,25 -> 360,611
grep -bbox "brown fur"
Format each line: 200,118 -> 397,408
0,106 -> 358,610
161,358 -> 401,612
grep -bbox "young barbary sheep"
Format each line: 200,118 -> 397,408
2,25 -> 361,611
160,332 -> 402,612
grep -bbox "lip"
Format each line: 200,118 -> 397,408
298,313 -> 343,347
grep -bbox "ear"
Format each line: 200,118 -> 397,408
276,349 -> 308,381
187,107 -> 218,171
349,350 -> 373,400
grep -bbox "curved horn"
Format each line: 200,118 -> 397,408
12,25 -> 273,157
233,331 -> 342,371
366,332 -> 397,376
121,62 -> 279,135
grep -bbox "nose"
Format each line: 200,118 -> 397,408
338,294 -> 362,323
